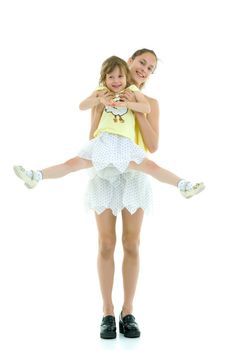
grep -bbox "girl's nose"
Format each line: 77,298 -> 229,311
141,66 -> 146,74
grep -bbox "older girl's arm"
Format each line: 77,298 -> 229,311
135,97 -> 159,153
79,91 -> 100,110
126,90 -> 151,114
89,104 -> 104,139
114,90 -> 151,114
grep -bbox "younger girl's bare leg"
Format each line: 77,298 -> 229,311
13,156 -> 93,189
129,159 -> 181,186
42,156 -> 92,179
128,159 -> 205,198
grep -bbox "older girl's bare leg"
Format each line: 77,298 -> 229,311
121,208 -> 144,317
95,209 -> 117,316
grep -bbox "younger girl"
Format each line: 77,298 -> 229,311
14,56 -> 204,198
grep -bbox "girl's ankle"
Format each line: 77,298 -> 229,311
103,305 -> 114,317
121,306 -> 133,317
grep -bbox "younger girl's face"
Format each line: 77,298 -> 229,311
128,52 -> 157,87
105,66 -> 127,93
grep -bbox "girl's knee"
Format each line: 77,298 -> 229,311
145,158 -> 157,166
65,157 -> 79,170
143,159 -> 160,172
122,235 -> 140,257
65,157 -> 91,171
99,236 -> 116,258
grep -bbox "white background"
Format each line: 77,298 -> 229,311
0,0 -> 233,349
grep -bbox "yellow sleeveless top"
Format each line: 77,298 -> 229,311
94,85 -> 148,152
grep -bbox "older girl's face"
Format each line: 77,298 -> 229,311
128,52 -> 157,87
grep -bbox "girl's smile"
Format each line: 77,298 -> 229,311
105,66 -> 127,93
128,52 -> 156,86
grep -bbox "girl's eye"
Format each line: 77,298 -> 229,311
140,60 -> 145,65
148,67 -> 152,72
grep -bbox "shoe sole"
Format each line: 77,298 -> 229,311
185,185 -> 205,199
181,184 -> 205,199
119,321 -> 140,338
100,332 -> 116,339
13,166 -> 37,189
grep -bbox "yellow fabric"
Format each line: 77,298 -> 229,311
135,119 -> 148,152
94,85 -> 148,152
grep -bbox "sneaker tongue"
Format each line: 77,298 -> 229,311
26,170 -> 33,178
185,182 -> 193,190
177,180 -> 192,190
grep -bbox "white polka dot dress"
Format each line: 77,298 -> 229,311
84,168 -> 153,216
77,132 -> 153,216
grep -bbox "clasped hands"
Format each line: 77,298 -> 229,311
98,89 -> 136,107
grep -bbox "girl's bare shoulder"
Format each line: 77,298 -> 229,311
144,94 -> 158,104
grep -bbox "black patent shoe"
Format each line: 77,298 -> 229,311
100,315 -> 116,339
119,312 -> 141,338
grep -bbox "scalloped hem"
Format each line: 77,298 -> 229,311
86,205 -> 152,217
77,132 -> 145,175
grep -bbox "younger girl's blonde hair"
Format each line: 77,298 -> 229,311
99,56 -> 133,88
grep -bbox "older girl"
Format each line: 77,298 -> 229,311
14,50 -> 204,338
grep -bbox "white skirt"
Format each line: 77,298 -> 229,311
78,132 -> 153,216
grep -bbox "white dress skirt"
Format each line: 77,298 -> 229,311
77,132 -> 153,216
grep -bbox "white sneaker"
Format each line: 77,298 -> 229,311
13,165 -> 39,189
180,182 -> 205,199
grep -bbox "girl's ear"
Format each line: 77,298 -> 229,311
127,58 -> 133,65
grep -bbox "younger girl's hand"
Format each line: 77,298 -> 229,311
98,90 -> 114,106
110,101 -> 127,108
119,89 -> 136,102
